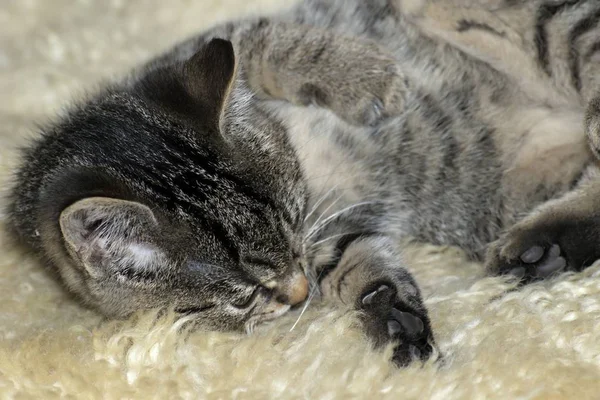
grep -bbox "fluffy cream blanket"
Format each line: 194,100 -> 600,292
2,1 -> 600,398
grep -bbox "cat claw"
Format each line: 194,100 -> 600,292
362,284 -> 389,305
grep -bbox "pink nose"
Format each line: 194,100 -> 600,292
287,274 -> 309,305
276,273 -> 309,306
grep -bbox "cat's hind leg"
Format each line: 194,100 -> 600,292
487,98 -> 600,282
585,96 -> 600,160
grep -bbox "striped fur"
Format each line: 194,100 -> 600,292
8,0 -> 600,364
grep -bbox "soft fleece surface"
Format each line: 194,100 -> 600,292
2,1 -> 600,398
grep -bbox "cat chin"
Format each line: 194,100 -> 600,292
244,303 -> 291,334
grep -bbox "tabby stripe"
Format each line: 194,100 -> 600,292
309,38 -> 329,64
316,232 -> 375,284
169,140 -> 294,225
441,134 -> 459,172
171,141 -> 284,218
136,164 -> 242,261
569,163 -> 589,190
167,181 -> 240,261
535,0 -> 584,75
456,20 -> 506,37
418,93 -> 457,184
335,262 -> 361,298
313,1 -> 332,15
189,158 -> 283,216
154,106 -> 295,237
133,163 -> 216,205
585,41 -> 600,61
269,31 -> 305,65
202,217 -> 241,262
255,17 -> 269,30
363,1 -> 395,38
567,6 -> 600,91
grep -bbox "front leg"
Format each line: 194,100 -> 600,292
315,234 -> 436,366
205,20 -> 408,126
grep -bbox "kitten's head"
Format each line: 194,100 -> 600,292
29,39 -> 309,331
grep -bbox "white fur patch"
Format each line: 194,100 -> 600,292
125,243 -> 163,270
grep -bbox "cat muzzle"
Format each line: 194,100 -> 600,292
275,272 -> 309,306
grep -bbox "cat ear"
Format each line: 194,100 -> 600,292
183,38 -> 237,126
59,197 -> 165,278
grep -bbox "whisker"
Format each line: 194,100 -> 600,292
305,200 -> 379,243
304,184 -> 339,223
245,319 -> 256,335
290,130 -> 325,155
304,193 -> 345,241
301,172 -> 356,183
289,267 -> 325,332
300,150 -> 355,227
308,231 -> 366,250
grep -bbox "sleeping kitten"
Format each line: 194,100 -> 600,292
8,0 -> 600,366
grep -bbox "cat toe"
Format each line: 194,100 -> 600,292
351,62 -> 408,126
532,244 -> 566,278
391,308 -> 424,336
502,243 -> 566,282
392,338 -> 433,367
519,245 -> 544,263
388,307 -> 431,366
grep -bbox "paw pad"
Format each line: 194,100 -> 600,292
507,244 -> 566,281
390,309 -> 424,336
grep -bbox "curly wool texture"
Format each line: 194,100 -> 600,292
2,1 -> 600,398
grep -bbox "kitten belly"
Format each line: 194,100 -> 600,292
273,104 -> 402,227
278,105 -> 371,201
496,107 -> 591,222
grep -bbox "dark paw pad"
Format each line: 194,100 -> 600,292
504,244 -> 566,282
360,284 -> 434,367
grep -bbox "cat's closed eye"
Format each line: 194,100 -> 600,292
242,256 -> 279,269
175,304 -> 215,315
232,286 -> 265,309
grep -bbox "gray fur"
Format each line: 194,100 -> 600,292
8,0 -> 600,365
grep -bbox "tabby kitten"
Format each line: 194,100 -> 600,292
9,0 -> 600,366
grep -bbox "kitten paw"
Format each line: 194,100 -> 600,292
306,49 -> 408,127
509,244 -> 566,280
359,283 -> 434,367
486,234 -> 567,283
485,204 -> 600,280
351,63 -> 408,127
